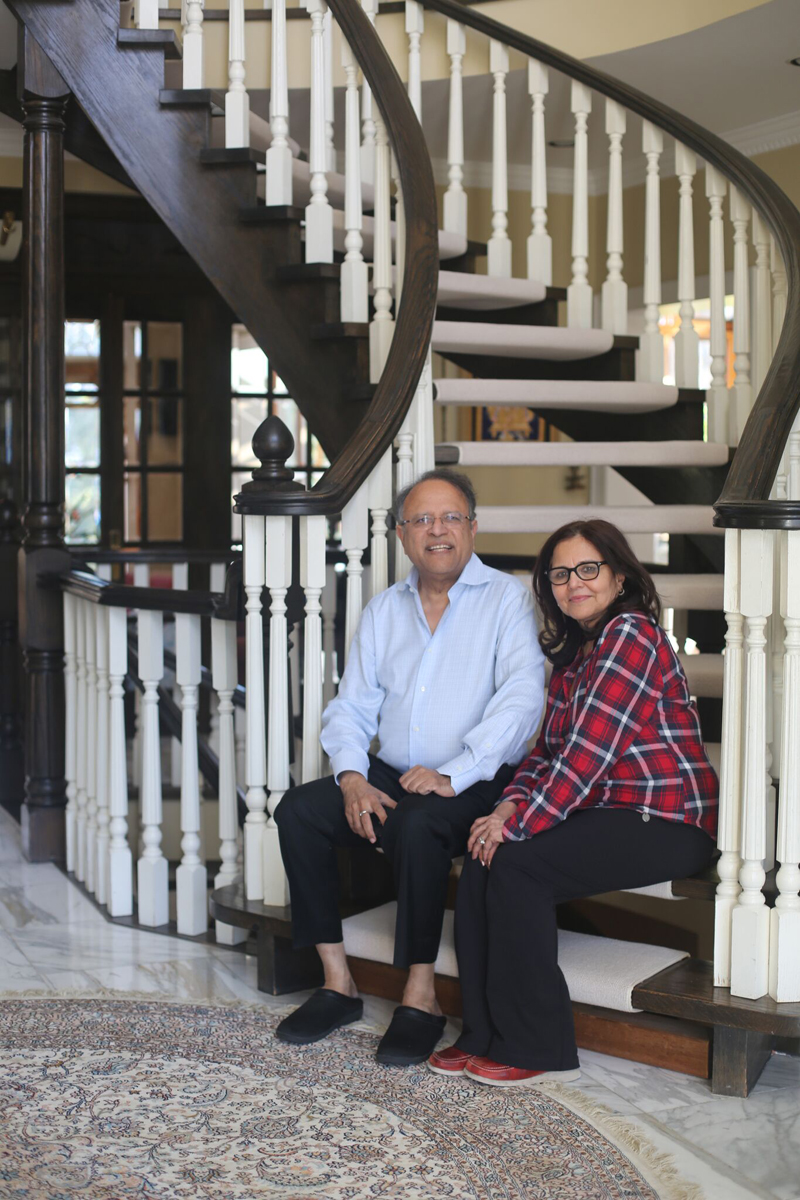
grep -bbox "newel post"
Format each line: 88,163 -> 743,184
17,31 -> 71,862
0,499 -> 23,819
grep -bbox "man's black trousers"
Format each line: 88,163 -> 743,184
454,808 -> 716,1071
275,756 -> 514,969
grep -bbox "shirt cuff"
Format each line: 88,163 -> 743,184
330,750 -> 371,787
437,753 -> 486,796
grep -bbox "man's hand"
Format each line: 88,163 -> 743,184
340,772 -> 398,843
467,800 -> 518,867
399,766 -> 455,797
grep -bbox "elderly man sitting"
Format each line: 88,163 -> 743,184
275,469 -> 545,1066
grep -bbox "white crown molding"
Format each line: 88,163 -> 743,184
722,109 -> 800,158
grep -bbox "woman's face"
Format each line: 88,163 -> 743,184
549,535 -> 625,627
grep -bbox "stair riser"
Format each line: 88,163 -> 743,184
441,346 -> 637,383
436,298 -> 561,327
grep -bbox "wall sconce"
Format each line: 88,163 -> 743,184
0,212 -> 22,262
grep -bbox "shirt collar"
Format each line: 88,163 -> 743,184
402,553 -> 491,594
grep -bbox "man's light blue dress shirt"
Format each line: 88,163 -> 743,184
321,554 -> 546,795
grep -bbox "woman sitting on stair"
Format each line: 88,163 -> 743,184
429,518 -> 718,1087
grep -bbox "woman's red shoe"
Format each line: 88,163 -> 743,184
464,1056 -> 580,1087
427,1045 -> 473,1076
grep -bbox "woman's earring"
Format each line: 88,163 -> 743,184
618,585 -> 625,597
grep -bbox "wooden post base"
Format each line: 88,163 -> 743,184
20,802 -> 66,862
711,1027 -> 775,1097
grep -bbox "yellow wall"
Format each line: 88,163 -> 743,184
0,155 -> 135,195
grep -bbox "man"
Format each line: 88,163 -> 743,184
275,469 -> 545,1065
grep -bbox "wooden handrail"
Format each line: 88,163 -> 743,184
69,546 -> 241,565
417,0 -> 800,528
233,0 -> 439,518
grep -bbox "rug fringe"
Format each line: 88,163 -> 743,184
543,1081 -> 705,1200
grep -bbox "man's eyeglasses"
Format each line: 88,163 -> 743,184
396,512 -> 473,529
546,560 -> 607,585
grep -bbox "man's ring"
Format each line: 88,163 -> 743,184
359,809 -> 370,817
478,836 -> 486,845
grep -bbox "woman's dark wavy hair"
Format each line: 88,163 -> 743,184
533,519 -> 662,667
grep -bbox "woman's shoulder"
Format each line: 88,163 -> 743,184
597,610 -> 661,651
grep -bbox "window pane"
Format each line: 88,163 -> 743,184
123,472 -> 142,542
231,396 -> 268,467
273,372 -> 288,395
124,321 -> 142,390
65,320 -> 100,393
148,322 -> 182,390
148,396 -> 182,465
65,406 -> 100,468
123,396 -> 141,466
231,324 -> 268,393
274,399 -> 305,468
65,473 -> 100,544
147,473 -> 182,541
309,434 -> 330,470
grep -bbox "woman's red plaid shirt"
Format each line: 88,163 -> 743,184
500,612 -> 719,841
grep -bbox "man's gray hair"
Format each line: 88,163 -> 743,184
393,469 -> 477,524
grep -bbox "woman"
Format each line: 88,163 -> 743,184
428,519 -> 718,1086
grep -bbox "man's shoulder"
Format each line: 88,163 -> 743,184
466,560 -> 533,605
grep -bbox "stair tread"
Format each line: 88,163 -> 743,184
434,271 -> 549,310
201,147 -> 266,166
434,378 -> 679,411
160,88 -> 226,113
117,28 -> 181,59
437,440 -> 729,468
650,574 -> 724,610
433,322 -> 623,360
632,958 -> 800,1035
475,504 -> 722,535
240,205 -> 306,223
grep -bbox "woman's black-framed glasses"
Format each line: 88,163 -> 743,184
547,560 -> 607,586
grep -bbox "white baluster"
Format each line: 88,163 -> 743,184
322,561 -> 339,708
370,110 -> 394,382
305,0 -> 333,263
171,562 -> 189,790
94,606 -> 111,907
301,515 -> 327,784
730,529 -> 773,999
130,562 -> 150,793
568,81 -> 592,328
729,185 -> 753,445
234,702 -> 246,794
705,165 -> 729,442
360,0 -> 377,188
212,616 -> 246,944
107,607 -> 132,917
413,350 -> 435,478
341,42 -> 368,323
714,529 -> 744,986
405,1 -> 423,119
207,564 -> 227,761
442,20 -> 467,239
638,120 -> 663,382
267,0 -> 292,206
226,0 -> 249,149
771,235 -> 787,355
323,7 -> 335,172
752,209 -> 772,395
263,514 -> 292,906
487,41 -> 511,278
63,593 -> 77,873
183,0 -> 205,90
136,0 -> 159,29
342,479 -> 369,662
368,448 -> 392,597
674,143 -> 699,388
137,609 -> 169,927
243,513 -> 267,900
175,612 -> 206,936
601,99 -> 627,334
527,60 -> 551,285
770,529 -> 800,1001
84,603 -> 98,894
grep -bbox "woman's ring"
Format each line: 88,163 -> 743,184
478,836 -> 486,845
359,809 -> 370,816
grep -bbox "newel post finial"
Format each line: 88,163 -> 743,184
240,415 -> 304,495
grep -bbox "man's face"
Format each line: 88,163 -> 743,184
396,479 -> 477,585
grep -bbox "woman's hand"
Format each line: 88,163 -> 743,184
467,800 -> 518,867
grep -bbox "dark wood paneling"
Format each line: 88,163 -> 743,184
183,293 -> 234,553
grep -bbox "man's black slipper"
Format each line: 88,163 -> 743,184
375,1006 -> 447,1066
275,988 -> 363,1045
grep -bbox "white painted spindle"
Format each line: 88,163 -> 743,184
770,529 -> 800,1001
130,561 -> 150,794
406,1 -> 423,118
264,514 -> 292,906
63,593 -> 77,872
267,0 -> 292,206
370,110 -> 394,382
638,121 -> 663,382
341,41 -> 368,322
84,602 -> 98,894
212,616 -> 246,944
601,99 -> 627,334
322,561 -> 339,708
752,209 -> 772,394
137,609 -> 169,927
107,607 -> 132,917
568,81 -> 592,328
729,186 -> 752,444
771,235 -> 787,355
360,0 -> 377,187
527,60 -> 550,285
730,529 -> 773,999
714,529 -> 744,986
487,41 -> 511,278
323,7 -> 335,172
342,479 -> 369,662
243,514 -> 267,899
74,599 -> 88,881
183,0 -> 205,90
301,515 -> 327,783
94,606 -> 111,906
368,448 -> 392,597
705,165 -> 729,444
136,0 -> 159,28
226,0 -> 249,149
443,20 -> 467,238
175,612 -> 206,935
306,0 -> 333,263
207,563 -> 228,760
674,143 -> 699,388
171,562 -> 189,790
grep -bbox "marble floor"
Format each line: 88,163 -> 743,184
1,805 -> 798,1200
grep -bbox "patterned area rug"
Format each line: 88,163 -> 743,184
0,996 -> 701,1199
